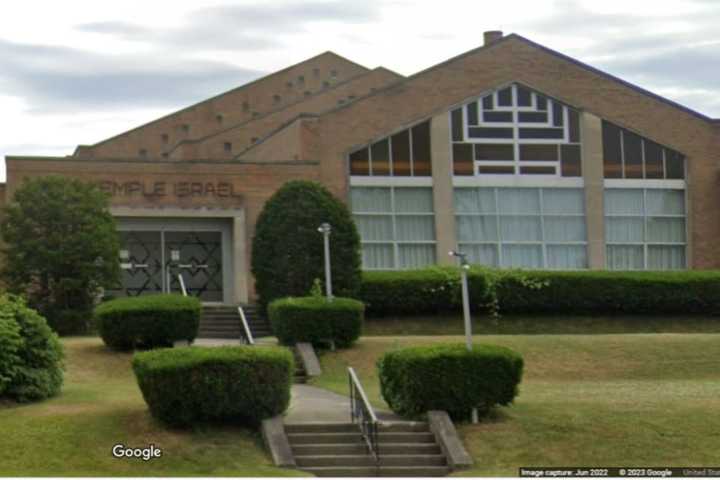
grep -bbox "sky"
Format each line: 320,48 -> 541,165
0,0 -> 718,181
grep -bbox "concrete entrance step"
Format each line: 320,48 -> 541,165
300,465 -> 450,477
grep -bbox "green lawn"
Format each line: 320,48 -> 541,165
0,337 -> 306,477
365,313 -> 720,336
310,333 -> 720,476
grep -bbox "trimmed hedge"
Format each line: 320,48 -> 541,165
269,296 -> 364,348
360,268 -> 720,316
132,346 -> 293,427
493,270 -> 720,315
0,294 -> 64,402
95,294 -> 201,350
378,343 -> 523,420
359,266 -> 489,316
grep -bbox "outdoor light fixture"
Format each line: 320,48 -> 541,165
318,223 -> 333,300
449,249 -> 479,424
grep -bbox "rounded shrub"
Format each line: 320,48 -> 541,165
0,294 -> 64,402
269,296 -> 364,348
95,294 -> 201,351
378,343 -> 523,420
132,346 -> 293,427
251,180 -> 362,310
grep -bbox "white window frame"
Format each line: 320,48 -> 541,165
351,185 -> 437,270
604,186 -> 688,270
454,187 -> 588,270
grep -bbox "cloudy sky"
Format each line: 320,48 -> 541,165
1,0 -> 718,181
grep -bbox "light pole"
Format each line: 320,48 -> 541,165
449,249 -> 479,424
318,223 -> 333,300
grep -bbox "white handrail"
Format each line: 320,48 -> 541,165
178,274 -> 188,297
348,367 -> 378,423
238,306 -> 255,345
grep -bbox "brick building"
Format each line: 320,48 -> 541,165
2,31 -> 718,304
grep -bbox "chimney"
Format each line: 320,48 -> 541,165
484,30 -> 503,45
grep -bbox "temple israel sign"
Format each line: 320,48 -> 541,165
98,180 -> 243,198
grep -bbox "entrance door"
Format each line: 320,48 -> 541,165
165,231 -> 223,302
114,229 -> 224,303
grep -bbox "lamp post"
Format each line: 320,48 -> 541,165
317,223 -> 333,300
449,249 -> 479,424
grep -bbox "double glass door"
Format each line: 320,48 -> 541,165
116,230 -> 223,302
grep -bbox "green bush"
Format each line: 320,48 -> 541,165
269,296 -> 364,348
95,294 -> 201,350
0,294 -> 64,402
132,346 -> 293,427
359,266 -> 489,316
47,309 -> 93,336
251,180 -> 362,311
492,270 -> 720,315
378,343 -> 523,421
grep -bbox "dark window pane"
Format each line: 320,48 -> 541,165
451,108 -> 464,142
391,130 -> 411,176
371,139 -> 390,176
482,95 -> 494,110
520,144 -> 558,161
666,150 -> 685,179
469,127 -> 514,139
552,101 -> 564,126
602,121 -> 622,178
498,87 -> 513,106
568,109 -> 580,143
518,112 -> 548,123
467,102 -> 479,125
623,130 -> 643,178
517,86 -> 532,106
349,148 -> 369,175
484,111 -> 513,122
518,128 -> 564,139
561,144 -> 582,177
537,96 -> 548,111
475,144 -> 514,161
453,144 -> 474,176
520,166 -> 556,175
644,139 -> 664,179
411,121 -> 432,176
479,165 -> 514,174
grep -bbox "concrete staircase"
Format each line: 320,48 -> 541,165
285,421 -> 450,477
199,305 -> 272,340
292,347 -> 308,384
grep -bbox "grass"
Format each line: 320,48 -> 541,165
364,313 -> 720,336
0,337 -> 306,477
309,333 -> 720,476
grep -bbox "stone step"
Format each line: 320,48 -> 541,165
296,454 -> 446,468
286,423 -> 358,434
287,431 -> 436,445
292,442 -> 442,456
379,422 -> 430,433
300,466 -> 450,477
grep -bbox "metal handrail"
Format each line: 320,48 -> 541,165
177,274 -> 188,297
348,367 -> 379,468
238,306 -> 255,345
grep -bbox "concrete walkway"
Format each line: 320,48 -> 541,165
285,384 -> 401,423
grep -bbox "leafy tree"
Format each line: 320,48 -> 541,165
1,176 -> 120,333
251,180 -> 361,310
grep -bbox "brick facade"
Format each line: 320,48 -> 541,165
3,33 -> 718,303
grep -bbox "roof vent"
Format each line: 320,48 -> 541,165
484,30 -> 503,45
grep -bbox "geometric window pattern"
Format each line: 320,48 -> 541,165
351,187 -> 436,270
455,187 -> 588,269
349,121 -> 432,177
602,121 -> 685,180
111,230 -> 224,302
605,189 -> 686,270
451,83 -> 582,177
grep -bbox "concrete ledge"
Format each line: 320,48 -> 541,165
172,340 -> 190,348
261,416 -> 296,468
296,342 -> 322,377
427,410 -> 473,469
